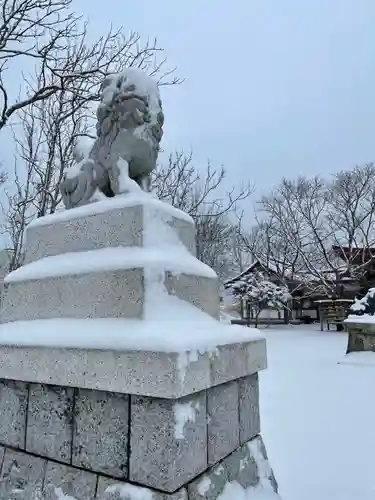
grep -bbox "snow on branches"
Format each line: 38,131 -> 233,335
231,270 -> 291,322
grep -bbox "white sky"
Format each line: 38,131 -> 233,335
2,0 -> 375,197
73,0 -> 375,194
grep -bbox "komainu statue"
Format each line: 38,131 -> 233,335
60,68 -> 164,209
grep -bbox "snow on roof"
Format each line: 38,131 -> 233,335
224,260 -> 281,287
315,299 -> 353,303
224,259 -> 322,288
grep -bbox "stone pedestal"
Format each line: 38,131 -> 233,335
345,319 -> 375,353
0,195 -> 280,499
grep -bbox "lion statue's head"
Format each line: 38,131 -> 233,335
95,68 -> 164,149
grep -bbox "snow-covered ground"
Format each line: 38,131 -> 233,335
260,325 -> 375,500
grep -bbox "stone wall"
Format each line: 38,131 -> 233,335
0,375 -> 276,499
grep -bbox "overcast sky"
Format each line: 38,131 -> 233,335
72,0 -> 375,194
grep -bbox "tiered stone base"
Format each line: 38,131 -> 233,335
0,373 -> 278,499
0,197 -> 280,499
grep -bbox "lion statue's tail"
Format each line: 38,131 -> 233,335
60,159 -> 98,209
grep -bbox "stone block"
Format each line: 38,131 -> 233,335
210,343 -> 249,386
2,269 -> 219,324
0,338 -> 266,399
255,436 -> 279,492
346,321 -> 375,353
188,436 -> 278,499
24,199 -> 196,264
0,346 -> 209,399
1,268 -> 143,322
247,338 -> 268,374
223,442 -> 258,489
0,448 -> 46,500
207,381 -> 239,465
42,462 -> 97,500
166,215 -> 196,256
165,273 -> 219,319
96,477 -> 187,500
26,384 -> 73,462
187,463 -> 228,500
224,436 -> 278,492
73,389 -> 129,477
0,380 -> 28,448
129,392 -> 207,492
238,374 -> 260,444
25,205 -> 143,264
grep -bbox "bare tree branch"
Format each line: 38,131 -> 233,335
0,0 -> 182,130
248,165 -> 375,296
153,151 -> 254,277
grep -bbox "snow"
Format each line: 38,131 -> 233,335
117,158 -> 143,194
173,400 -> 198,439
28,192 -> 193,228
349,300 -> 367,312
102,67 -> 160,116
347,288 -> 375,316
198,476 -> 212,495
338,351 -> 375,366
141,199 -> 200,324
64,157 -> 94,180
215,436 -> 281,500
0,316 -> 262,352
345,314 -> 375,323
217,481 -> 280,500
4,246 -> 215,283
105,482 -> 153,500
54,488 -> 77,500
260,325 -> 375,500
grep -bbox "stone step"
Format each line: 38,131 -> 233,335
24,195 -> 196,264
0,328 -> 266,398
1,249 -> 219,323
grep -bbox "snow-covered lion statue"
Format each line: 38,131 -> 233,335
60,68 -> 164,209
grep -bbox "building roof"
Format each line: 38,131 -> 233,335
224,260 -> 282,288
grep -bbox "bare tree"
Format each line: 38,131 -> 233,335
0,0 -> 180,131
228,214 -> 252,274
327,165 -> 375,263
153,151 -> 254,277
251,164 -> 375,295
240,215 -> 304,280
1,164 -> 34,271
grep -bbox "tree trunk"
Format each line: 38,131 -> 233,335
246,301 -> 251,327
255,311 -> 261,328
283,306 -> 289,324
